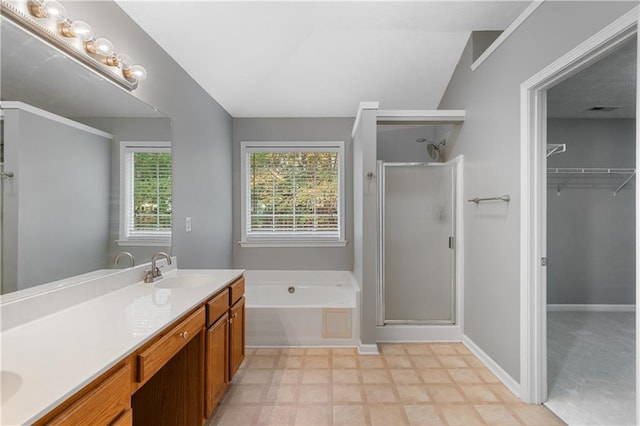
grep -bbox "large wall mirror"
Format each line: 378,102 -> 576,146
1,16 -> 172,296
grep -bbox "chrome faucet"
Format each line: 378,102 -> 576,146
114,252 -> 135,268
144,252 -> 172,283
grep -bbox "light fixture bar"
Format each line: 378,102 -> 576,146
1,0 -> 143,91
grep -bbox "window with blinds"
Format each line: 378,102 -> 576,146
241,141 -> 345,246
119,142 -> 172,245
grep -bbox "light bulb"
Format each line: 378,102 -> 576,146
116,54 -> 133,71
60,20 -> 93,41
130,65 -> 147,81
42,0 -> 68,23
85,37 -> 114,57
29,0 -> 67,23
70,21 -> 93,41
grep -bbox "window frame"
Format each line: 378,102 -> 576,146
240,141 -> 346,248
117,141 -> 172,247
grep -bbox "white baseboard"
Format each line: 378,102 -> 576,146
547,304 -> 635,312
376,325 -> 462,342
358,342 -> 380,355
462,335 -> 521,399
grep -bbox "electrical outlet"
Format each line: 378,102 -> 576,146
186,217 -> 192,232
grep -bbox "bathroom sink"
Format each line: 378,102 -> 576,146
154,274 -> 213,289
1,371 -> 22,403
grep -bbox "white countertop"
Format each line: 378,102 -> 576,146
0,268 -> 244,425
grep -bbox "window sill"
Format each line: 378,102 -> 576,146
239,240 -> 348,248
116,239 -> 171,247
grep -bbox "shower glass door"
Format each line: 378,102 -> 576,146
378,162 -> 455,325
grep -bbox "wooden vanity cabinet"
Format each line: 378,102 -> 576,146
205,313 -> 229,418
34,274 -> 245,426
204,276 -> 245,418
229,296 -> 245,378
36,363 -> 132,426
136,307 -> 205,385
132,307 -> 205,426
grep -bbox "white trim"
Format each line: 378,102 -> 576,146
351,101 -> 380,140
376,325 -> 461,342
0,101 -> 113,139
116,239 -> 170,247
357,342 -> 380,355
450,155 -> 465,335
520,6 -> 638,405
239,141 -> 346,245
636,20 -> 640,425
471,1 -> 545,71
239,240 -> 347,248
463,335 -> 521,399
548,304 -> 636,312
376,109 -> 465,124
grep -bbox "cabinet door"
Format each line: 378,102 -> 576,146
229,297 -> 245,379
205,313 -> 229,418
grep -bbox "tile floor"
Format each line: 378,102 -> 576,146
207,343 -> 565,425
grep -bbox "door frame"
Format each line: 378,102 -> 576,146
519,6 -> 638,405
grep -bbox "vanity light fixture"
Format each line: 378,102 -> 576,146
1,0 -> 147,89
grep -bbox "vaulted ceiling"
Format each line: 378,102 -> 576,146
116,1 -> 531,117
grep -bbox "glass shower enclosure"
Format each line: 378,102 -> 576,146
377,162 -> 456,325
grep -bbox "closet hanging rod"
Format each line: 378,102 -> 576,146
547,167 -> 635,175
468,195 -> 510,204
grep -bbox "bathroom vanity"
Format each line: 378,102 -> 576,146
0,265 -> 245,425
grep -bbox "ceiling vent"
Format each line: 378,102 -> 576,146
587,106 -> 622,112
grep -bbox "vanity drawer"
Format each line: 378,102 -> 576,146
207,288 -> 229,327
230,277 -> 245,305
137,307 -> 205,383
111,408 -> 133,426
48,364 -> 131,426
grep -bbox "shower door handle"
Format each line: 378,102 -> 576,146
448,236 -> 455,249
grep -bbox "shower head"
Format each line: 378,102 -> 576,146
425,140 -> 446,162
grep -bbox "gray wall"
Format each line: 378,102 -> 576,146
438,1 -> 635,381
2,109 -> 111,292
547,119 -> 635,305
64,2 -> 234,269
77,117 -> 173,265
377,126 -> 434,163
232,118 -> 354,270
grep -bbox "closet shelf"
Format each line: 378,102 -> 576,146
547,167 -> 636,195
547,167 -> 635,175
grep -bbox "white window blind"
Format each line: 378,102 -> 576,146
120,143 -> 172,244
241,142 -> 345,246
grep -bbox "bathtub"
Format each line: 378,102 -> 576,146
244,270 -> 360,347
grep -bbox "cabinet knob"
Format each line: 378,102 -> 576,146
232,313 -> 237,318
229,319 -> 233,324
179,331 -> 189,340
